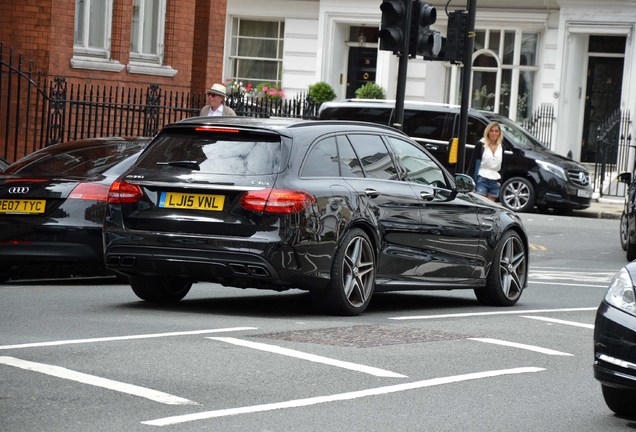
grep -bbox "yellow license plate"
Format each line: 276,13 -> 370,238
0,199 -> 46,214
159,192 -> 225,211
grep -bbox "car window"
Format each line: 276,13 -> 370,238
402,110 -> 452,141
4,141 -> 147,176
301,136 -> 340,177
346,134 -> 398,180
467,117 -> 487,145
386,137 -> 448,187
135,130 -> 282,175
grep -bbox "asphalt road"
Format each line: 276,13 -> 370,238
0,213 -> 632,432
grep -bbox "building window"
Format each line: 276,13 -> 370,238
229,18 -> 285,88
450,29 -> 539,122
130,0 -> 167,65
73,0 -> 113,59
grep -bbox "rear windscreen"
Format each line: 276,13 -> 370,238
135,130 -> 283,175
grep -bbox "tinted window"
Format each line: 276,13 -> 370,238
386,137 -> 447,187
336,136 -> 364,178
136,130 -> 282,175
320,107 -> 392,125
402,110 -> 452,141
302,137 -> 340,177
5,141 -> 147,176
347,134 -> 398,180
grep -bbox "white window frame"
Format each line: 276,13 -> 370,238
71,0 -> 123,71
228,17 -> 285,88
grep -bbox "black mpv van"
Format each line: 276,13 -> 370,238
319,100 -> 592,213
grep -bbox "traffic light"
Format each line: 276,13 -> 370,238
443,11 -> 468,63
379,0 -> 408,53
409,0 -> 442,59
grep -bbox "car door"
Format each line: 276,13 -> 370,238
385,136 -> 482,283
340,133 -> 427,283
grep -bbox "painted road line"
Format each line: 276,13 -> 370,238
208,337 -> 406,378
389,307 -> 597,321
521,315 -> 595,329
0,356 -> 197,405
469,338 -> 573,356
529,281 -> 608,287
0,327 -> 257,350
142,366 -> 545,426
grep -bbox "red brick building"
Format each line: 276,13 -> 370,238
0,0 -> 226,94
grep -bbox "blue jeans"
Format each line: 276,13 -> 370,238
475,175 -> 500,198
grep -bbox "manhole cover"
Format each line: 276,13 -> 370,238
255,325 -> 470,348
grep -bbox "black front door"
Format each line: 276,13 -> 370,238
581,37 -> 625,162
346,47 -> 378,99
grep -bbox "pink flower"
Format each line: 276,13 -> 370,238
262,86 -> 269,92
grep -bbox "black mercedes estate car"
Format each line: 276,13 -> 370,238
104,117 -> 529,315
319,100 -> 592,213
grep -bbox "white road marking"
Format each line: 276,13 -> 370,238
208,337 -> 406,378
0,327 -> 257,350
530,281 -> 608,288
389,307 -> 596,321
521,315 -> 595,329
142,366 -> 544,426
0,356 -> 197,405
469,338 -> 573,356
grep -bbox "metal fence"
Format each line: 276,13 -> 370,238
592,108 -> 632,197
0,43 -> 319,163
522,103 -> 554,148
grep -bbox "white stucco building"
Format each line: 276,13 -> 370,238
224,0 -> 636,172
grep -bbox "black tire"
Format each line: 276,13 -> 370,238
500,177 -> 535,213
129,275 -> 192,303
475,230 -> 527,306
627,241 -> 636,262
620,211 -> 628,251
312,228 -> 375,316
601,384 -> 636,417
0,265 -> 13,283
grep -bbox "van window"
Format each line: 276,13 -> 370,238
319,107 -> 392,125
402,110 -> 453,142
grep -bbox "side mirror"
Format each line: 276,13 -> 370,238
618,172 -> 632,184
455,173 -> 475,193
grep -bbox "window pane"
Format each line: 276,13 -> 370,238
240,20 -> 279,38
517,70 -> 535,120
499,69 -> 512,117
302,137 -> 340,177
131,0 -> 140,52
474,30 -> 485,51
346,134 -> 397,180
520,33 -> 537,66
488,30 -> 500,52
238,40 -> 278,58
387,137 -> 447,186
471,71 -> 497,111
237,59 -> 279,81
502,31 -> 515,64
142,0 -> 160,54
337,136 -> 364,178
88,0 -> 106,48
74,0 -> 85,45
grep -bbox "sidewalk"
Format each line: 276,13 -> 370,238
570,196 -> 623,220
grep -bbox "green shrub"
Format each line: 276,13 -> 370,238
354,82 -> 385,99
307,81 -> 337,105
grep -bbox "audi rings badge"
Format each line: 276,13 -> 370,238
8,187 -> 29,194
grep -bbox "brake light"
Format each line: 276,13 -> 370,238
107,180 -> 144,204
194,127 -> 240,133
69,183 -> 110,201
239,189 -> 315,214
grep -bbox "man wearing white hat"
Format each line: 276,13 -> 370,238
199,83 -> 237,117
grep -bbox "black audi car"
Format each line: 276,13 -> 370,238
594,263 -> 636,417
104,117 -> 529,315
0,137 -> 149,282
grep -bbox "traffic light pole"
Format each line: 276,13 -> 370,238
456,0 -> 476,174
393,0 -> 412,131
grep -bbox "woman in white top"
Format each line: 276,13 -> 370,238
474,121 -> 504,201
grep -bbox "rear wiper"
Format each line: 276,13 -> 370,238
156,160 -> 201,171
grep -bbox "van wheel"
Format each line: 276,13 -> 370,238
501,177 -> 535,212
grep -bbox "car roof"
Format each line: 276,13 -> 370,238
170,116 -> 408,137
320,99 -> 461,111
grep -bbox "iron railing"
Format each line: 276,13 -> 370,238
522,103 -> 554,148
593,108 -> 632,197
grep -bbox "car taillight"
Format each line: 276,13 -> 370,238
69,183 -> 111,201
239,189 -> 315,214
107,180 -> 144,204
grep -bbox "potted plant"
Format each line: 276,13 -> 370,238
307,81 -> 337,106
355,82 -> 385,99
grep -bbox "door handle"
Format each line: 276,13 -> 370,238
420,190 -> 435,201
364,188 -> 380,198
